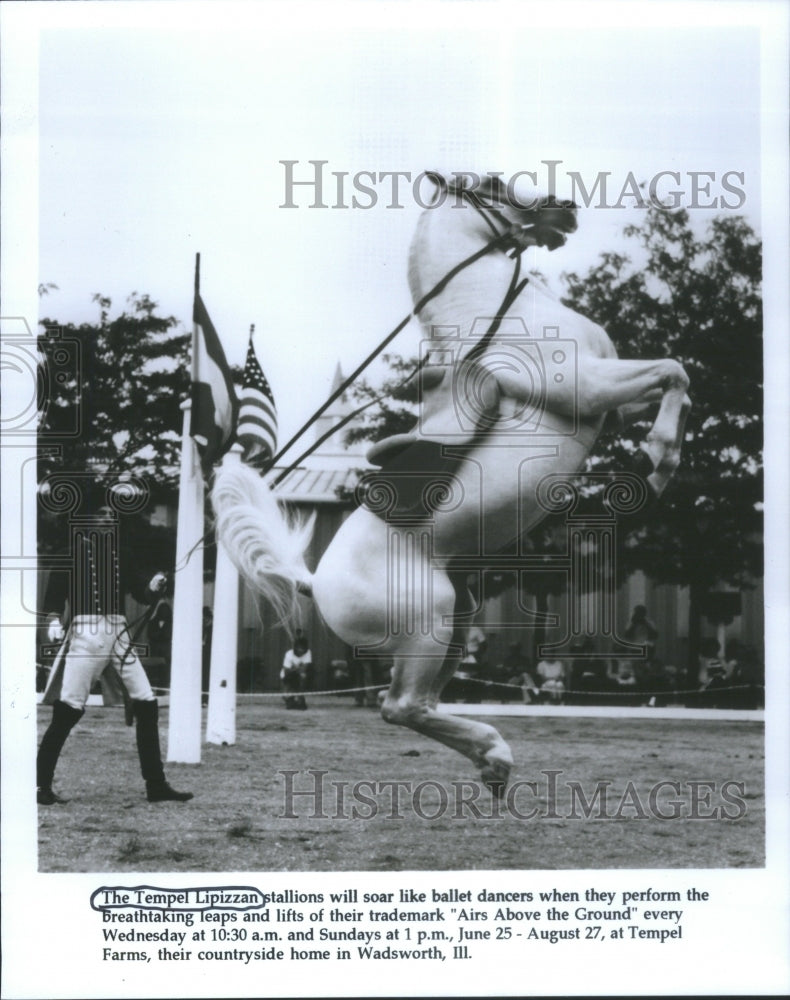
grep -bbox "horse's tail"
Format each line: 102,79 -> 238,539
211,462 -> 315,626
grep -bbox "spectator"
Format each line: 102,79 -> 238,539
281,630 -> 312,710
465,626 -> 487,664
491,644 -> 539,704
454,645 -> 483,703
698,636 -> 725,688
566,638 -> 595,703
492,641 -> 530,703
728,644 -> 764,709
502,641 -> 529,678
639,657 -> 674,707
536,654 -> 566,704
330,656 -> 351,689
575,659 -> 620,706
624,604 -> 659,663
517,667 -> 541,705
352,655 -> 379,708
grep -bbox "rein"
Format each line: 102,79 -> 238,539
268,225 -> 515,472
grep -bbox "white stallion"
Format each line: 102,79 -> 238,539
212,178 -> 689,796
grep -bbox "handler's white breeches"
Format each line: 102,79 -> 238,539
59,615 -> 154,710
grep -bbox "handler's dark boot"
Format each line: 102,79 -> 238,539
133,699 -> 194,803
37,699 -> 84,804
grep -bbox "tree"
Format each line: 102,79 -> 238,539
561,206 -> 762,672
38,292 -> 191,552
343,353 -> 421,447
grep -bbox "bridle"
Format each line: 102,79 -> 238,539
440,179 -> 531,363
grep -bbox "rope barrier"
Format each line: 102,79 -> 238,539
435,677 -> 765,698
36,654 -> 764,703
135,680 -> 761,701
36,654 -> 764,705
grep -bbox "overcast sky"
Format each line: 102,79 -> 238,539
33,1 -> 764,454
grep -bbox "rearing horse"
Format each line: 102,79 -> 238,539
212,178 -> 690,795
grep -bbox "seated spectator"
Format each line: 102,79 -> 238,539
330,657 -> 351,688
536,655 -> 566,704
490,641 -> 527,702
704,661 -> 730,707
723,639 -> 743,682
566,638 -> 596,705
575,659 -> 620,706
455,646 -> 484,702
502,641 -> 529,677
514,668 -> 540,704
728,644 -> 764,709
639,657 -> 674,707
698,637 -> 725,688
352,655 -> 379,708
465,626 -> 487,664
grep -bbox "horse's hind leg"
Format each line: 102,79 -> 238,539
315,517 -> 513,794
380,572 -> 513,797
382,654 -> 513,797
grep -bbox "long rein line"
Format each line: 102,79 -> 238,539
267,226 -> 515,472
270,204 -> 530,486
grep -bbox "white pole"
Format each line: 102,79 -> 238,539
167,399 -> 204,763
206,446 -> 241,745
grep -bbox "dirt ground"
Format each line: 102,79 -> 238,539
37,699 -> 764,872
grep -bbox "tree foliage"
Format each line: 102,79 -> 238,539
38,293 -> 191,553
343,353 -> 421,446
561,206 -> 763,593
39,292 -> 190,493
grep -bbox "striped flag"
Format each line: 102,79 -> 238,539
236,326 -> 277,468
190,257 -> 239,477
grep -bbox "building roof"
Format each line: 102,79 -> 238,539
268,360 -> 374,503
270,465 -> 363,504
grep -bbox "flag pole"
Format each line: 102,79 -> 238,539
206,445 -> 242,746
167,254 -> 205,763
206,323 -> 252,744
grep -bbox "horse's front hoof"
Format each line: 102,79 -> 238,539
481,759 -> 511,800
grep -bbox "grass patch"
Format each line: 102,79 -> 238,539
38,700 -> 764,872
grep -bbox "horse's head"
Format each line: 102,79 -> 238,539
427,171 -> 578,253
478,174 -> 578,252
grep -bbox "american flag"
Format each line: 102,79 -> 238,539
236,327 -> 277,468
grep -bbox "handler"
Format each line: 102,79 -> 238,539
37,505 -> 193,805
